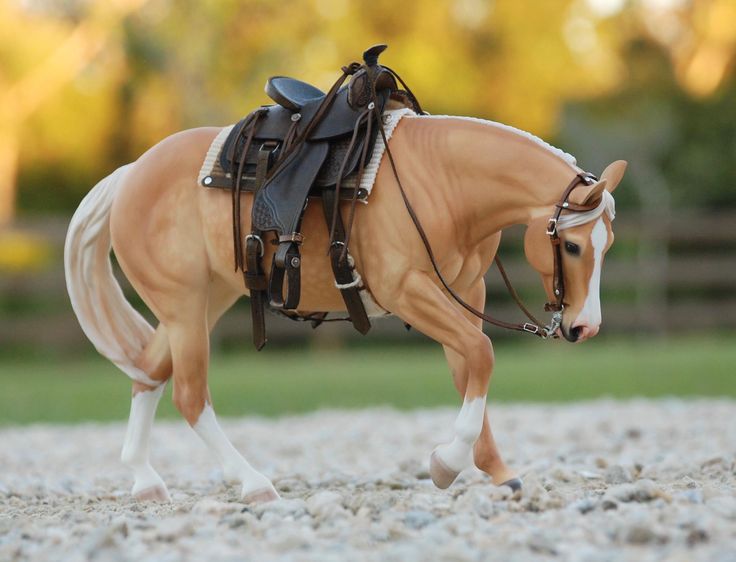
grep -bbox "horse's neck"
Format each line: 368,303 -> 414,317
405,117 -> 578,245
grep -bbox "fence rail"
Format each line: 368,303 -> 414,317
1,210 -> 734,351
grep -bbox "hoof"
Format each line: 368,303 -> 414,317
499,477 -> 523,493
242,487 -> 280,504
430,450 -> 460,490
133,485 -> 171,502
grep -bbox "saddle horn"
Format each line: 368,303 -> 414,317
363,44 -> 388,67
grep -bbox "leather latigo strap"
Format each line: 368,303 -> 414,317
322,189 -> 371,335
232,109 -> 267,273
245,233 -> 268,350
242,133 -> 274,350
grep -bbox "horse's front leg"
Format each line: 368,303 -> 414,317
440,279 -> 521,491
445,345 -> 517,488
390,271 -> 494,490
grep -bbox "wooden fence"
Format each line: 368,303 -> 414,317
1,210 -> 734,352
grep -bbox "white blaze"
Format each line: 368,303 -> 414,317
575,217 -> 608,328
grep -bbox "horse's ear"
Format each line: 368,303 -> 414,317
570,178 -> 608,207
600,160 -> 627,193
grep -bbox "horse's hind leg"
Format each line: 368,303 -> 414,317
167,282 -> 279,504
120,324 -> 173,501
120,281 -> 251,502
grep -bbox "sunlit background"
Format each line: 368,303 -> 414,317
1,0 -> 734,423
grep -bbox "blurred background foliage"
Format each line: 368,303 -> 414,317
2,0 -> 734,221
0,0 -> 735,422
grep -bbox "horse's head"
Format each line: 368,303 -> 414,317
524,160 -> 627,342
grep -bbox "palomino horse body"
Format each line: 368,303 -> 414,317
65,114 -> 625,502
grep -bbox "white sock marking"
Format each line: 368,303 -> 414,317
436,395 -> 487,472
192,404 -> 276,496
121,384 -> 169,496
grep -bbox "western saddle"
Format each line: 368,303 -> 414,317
201,45 -> 423,349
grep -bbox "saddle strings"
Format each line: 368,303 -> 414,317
328,108 -> 371,246
340,110 -> 373,263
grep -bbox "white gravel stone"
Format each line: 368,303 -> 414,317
707,496 -> 736,520
1,399 -> 734,562
191,498 -> 242,516
605,464 -> 633,484
306,490 -> 345,519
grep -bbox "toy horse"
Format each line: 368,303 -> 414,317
65,48 -> 625,503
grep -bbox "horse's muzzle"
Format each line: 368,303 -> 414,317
562,323 -> 598,343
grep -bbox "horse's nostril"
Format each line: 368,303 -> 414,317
570,326 -> 582,340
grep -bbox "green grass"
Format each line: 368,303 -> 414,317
1,335 -> 734,425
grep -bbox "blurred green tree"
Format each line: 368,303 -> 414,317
1,0 -> 734,219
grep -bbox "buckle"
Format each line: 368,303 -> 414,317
546,218 -> 558,236
541,309 -> 564,340
278,233 -> 305,244
522,323 -> 539,334
581,172 -> 598,185
245,234 -> 264,257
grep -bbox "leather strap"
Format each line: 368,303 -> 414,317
244,142 -> 277,350
493,255 -> 545,328
269,241 -> 301,309
375,105 -> 599,338
232,111 -> 265,272
245,234 -> 267,350
322,190 -> 371,335
381,65 -> 424,114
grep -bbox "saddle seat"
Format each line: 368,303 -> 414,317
266,76 -> 326,111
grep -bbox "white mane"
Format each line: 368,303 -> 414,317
557,190 -> 616,230
412,114 -> 578,167
406,113 -> 616,229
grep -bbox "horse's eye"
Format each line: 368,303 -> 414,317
564,241 -> 580,256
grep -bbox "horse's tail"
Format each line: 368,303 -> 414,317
64,164 -> 156,384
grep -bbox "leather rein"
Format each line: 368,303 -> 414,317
374,102 -> 601,339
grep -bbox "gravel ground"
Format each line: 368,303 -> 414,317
1,399 -> 735,562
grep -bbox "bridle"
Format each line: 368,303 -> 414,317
377,107 -> 602,339
537,171 -> 601,338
